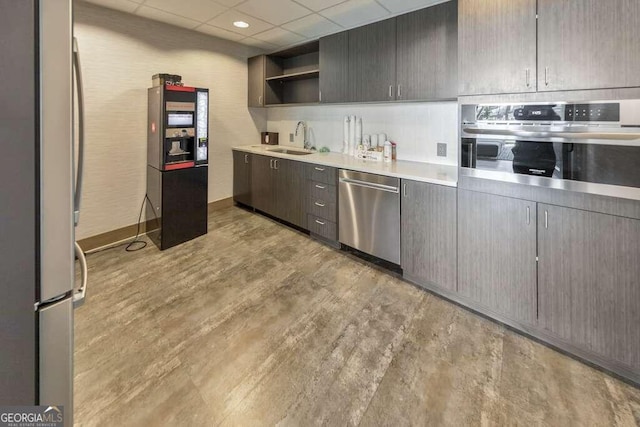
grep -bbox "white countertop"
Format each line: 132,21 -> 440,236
233,145 -> 458,187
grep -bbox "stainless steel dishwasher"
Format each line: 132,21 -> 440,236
338,169 -> 401,264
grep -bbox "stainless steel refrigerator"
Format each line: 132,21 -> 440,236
0,1 -> 85,425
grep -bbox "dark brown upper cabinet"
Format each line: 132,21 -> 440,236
396,0 -> 458,101
319,31 -> 349,104
248,55 -> 265,107
537,0 -> 640,92
348,19 -> 397,102
458,0 -> 537,96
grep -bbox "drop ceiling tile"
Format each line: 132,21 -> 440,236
252,27 -> 306,46
282,13 -> 342,38
195,24 -> 247,41
83,0 -> 141,13
320,0 -> 390,27
292,0 -> 347,12
144,0 -> 227,22
206,9 -> 274,36
376,0 -> 445,13
241,37 -> 280,51
136,5 -> 201,29
213,0 -> 244,6
235,0 -> 312,26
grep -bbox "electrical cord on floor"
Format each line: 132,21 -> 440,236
124,195 -> 149,252
88,194 -> 158,255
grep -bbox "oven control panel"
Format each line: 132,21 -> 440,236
476,102 -> 620,123
565,103 -> 620,122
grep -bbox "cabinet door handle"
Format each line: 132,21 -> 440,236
315,219 -> 326,226
526,206 -> 530,225
314,167 -> 325,172
259,95 -> 263,105
544,210 -> 548,229
319,90 -> 322,102
244,154 -> 249,164
389,85 -> 394,99
397,85 -> 402,98
525,68 -> 530,87
314,201 -> 326,207
544,67 -> 550,86
315,184 -> 326,189
274,159 -> 279,170
403,183 -> 408,198
269,159 -> 273,169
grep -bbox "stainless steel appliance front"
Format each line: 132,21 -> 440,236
338,170 -> 400,264
460,100 -> 640,200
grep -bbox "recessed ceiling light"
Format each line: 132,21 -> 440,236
233,21 -> 250,28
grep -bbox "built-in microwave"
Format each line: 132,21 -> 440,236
460,101 -> 640,198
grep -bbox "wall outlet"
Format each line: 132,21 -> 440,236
289,133 -> 294,143
437,143 -> 447,157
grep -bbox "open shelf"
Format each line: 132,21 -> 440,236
263,41 -> 320,106
266,69 -> 320,82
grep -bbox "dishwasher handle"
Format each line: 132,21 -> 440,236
339,177 -> 399,193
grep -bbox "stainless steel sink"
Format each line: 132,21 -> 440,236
267,147 -> 313,155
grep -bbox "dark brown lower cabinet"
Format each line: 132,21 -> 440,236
538,203 -> 640,372
251,154 -> 275,215
232,151 -> 252,207
249,154 -> 305,229
401,180 -> 457,291
275,158 -> 305,229
457,190 -> 537,325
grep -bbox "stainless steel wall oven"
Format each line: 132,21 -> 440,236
460,100 -> 640,199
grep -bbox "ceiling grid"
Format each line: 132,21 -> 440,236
82,0 -> 449,50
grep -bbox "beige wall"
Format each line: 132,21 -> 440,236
74,1 -> 266,240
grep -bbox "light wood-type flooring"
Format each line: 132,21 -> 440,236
74,206 -> 640,426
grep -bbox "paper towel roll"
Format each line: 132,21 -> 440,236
343,116 -> 350,154
349,115 -> 356,156
355,117 -> 362,145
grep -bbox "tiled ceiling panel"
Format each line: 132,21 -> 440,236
320,0 -> 389,28
252,27 -> 306,46
80,0 -> 452,50
376,0 -> 447,13
144,0 -> 227,21
206,9 -> 274,36
83,0 -> 141,13
135,5 -> 200,29
213,0 -> 244,6
242,37 -> 279,50
195,23 -> 246,41
293,0 -> 347,12
235,0 -> 312,26
282,13 -> 342,39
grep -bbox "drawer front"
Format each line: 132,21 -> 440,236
307,214 -> 337,241
307,197 -> 337,222
305,164 -> 337,185
308,180 -> 337,202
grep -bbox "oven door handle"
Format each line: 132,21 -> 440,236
462,126 -> 640,142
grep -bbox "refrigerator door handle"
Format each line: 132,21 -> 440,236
73,242 -> 87,308
39,298 -> 73,416
73,37 -> 84,226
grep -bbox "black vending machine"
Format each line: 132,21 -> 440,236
147,81 -> 209,250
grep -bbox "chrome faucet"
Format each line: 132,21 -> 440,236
295,121 -> 310,150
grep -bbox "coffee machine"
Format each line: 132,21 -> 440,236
146,80 -> 209,250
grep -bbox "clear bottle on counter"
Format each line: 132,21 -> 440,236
383,141 -> 392,163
